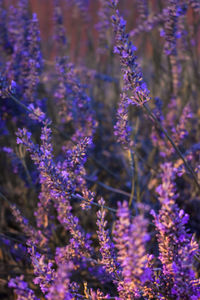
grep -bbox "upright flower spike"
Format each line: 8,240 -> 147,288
9,205 -> 53,298
6,4 -> 17,49
151,163 -> 200,299
55,56 -> 97,142
53,0 -> 67,55
62,136 -> 95,210
113,92 -> 132,148
28,13 -> 43,74
136,0 -> 149,23
34,121 -> 54,233
110,1 -> 150,103
54,56 -> 73,123
6,4 -> 24,83
114,201 -> 151,299
96,197 -> 118,278
0,1 -> 9,54
171,103 -> 193,149
29,247 -> 55,295
12,0 -> 29,89
16,119 -> 93,258
6,1 -> 43,105
163,0 -> 179,56
25,13 -> 43,102
72,0 -> 90,24
109,0 -> 150,147
163,1 -> 187,97
96,0 -> 112,56
10,204 -> 48,249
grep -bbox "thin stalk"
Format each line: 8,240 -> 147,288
85,176 -> 131,198
143,102 -> 200,192
71,193 -> 117,214
18,145 -> 35,191
135,150 -> 157,174
128,149 -> 135,207
134,153 -> 141,204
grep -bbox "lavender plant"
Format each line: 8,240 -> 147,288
0,0 -> 200,299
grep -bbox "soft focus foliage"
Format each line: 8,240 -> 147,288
0,0 -> 200,299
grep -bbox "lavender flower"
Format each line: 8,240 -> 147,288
72,0 -> 90,24
129,9 -> 168,38
10,204 -> 48,248
96,0 -> 112,56
163,0 -> 180,56
29,248 -> 55,294
54,56 -> 73,123
171,103 -> 193,147
114,201 -> 151,299
0,2 -> 9,54
83,284 -> 110,299
53,0 -> 67,54
2,1 -> 200,299
151,163 -> 200,299
7,0 -> 29,89
96,197 -> 118,277
162,1 -> 187,97
5,2 -> 43,106
109,0 -> 150,146
187,0 -> 200,13
16,119 -> 93,258
9,275 -> 39,300
113,93 -> 133,148
110,1 -> 150,103
25,13 -> 43,102
46,262 -> 74,300
6,5 -> 18,48
136,0 -> 149,23
54,56 -> 97,141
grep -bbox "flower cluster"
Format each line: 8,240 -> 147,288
0,0 -> 200,299
150,163 -> 200,299
110,2 -> 150,104
114,201 -> 151,299
109,0 -> 150,147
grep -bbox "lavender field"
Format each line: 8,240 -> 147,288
0,0 -> 200,299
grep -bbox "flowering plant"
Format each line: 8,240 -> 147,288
0,0 -> 200,299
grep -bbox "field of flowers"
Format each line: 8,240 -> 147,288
0,0 -> 200,299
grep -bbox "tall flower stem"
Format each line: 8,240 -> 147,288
143,102 -> 200,192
